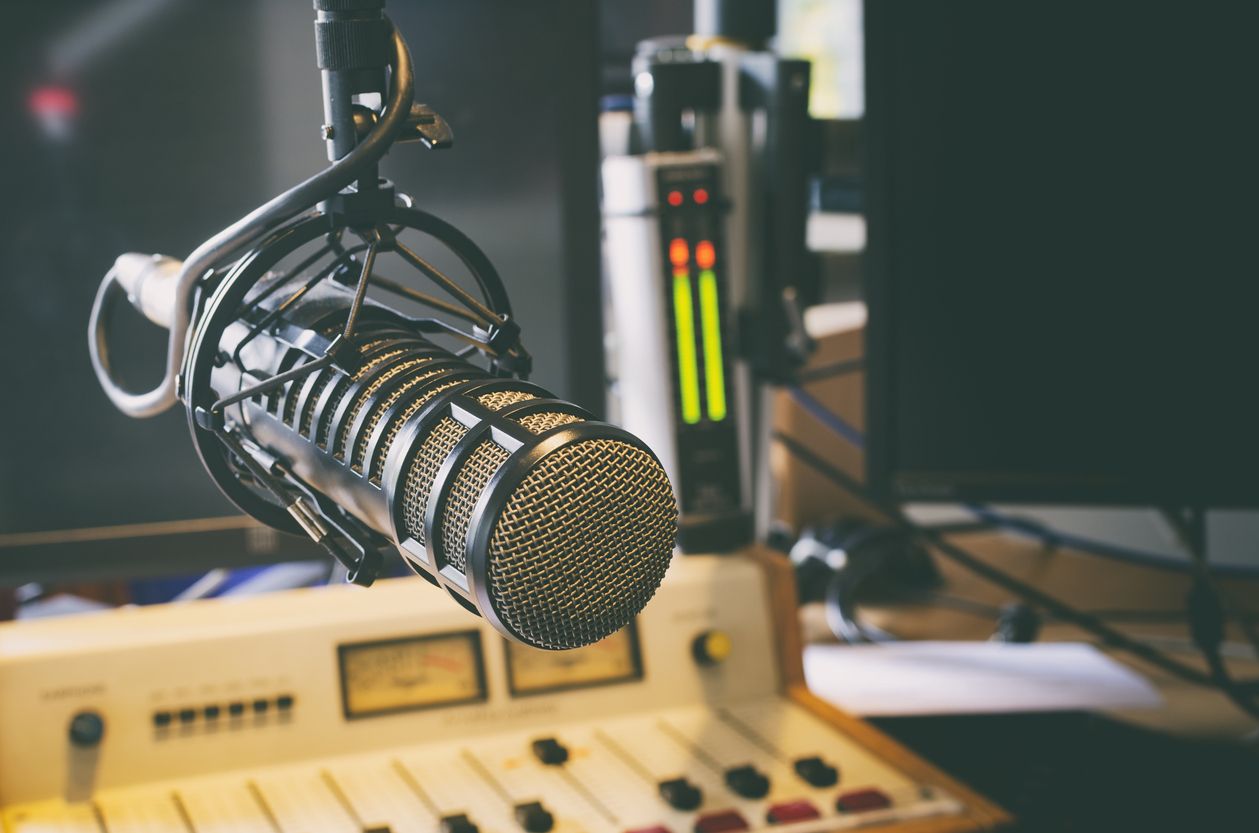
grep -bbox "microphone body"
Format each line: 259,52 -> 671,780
195,263 -> 677,650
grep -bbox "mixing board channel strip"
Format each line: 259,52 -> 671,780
179,779 -> 277,833
1,555 -> 1006,833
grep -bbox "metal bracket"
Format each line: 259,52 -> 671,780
354,102 -> 453,150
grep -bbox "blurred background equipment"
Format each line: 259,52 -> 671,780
861,1 -> 1259,508
601,0 -> 827,553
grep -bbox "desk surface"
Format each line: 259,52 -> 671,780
800,531 -> 1259,741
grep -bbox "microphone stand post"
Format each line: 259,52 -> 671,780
312,0 -> 454,227
313,0 -> 393,224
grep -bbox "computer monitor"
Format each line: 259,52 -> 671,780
862,2 -> 1259,506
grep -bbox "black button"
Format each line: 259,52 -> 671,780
531,737 -> 569,766
68,710 -> 106,748
659,777 -> 703,811
153,711 -> 173,729
440,814 -> 479,833
203,705 -> 221,720
276,694 -> 295,711
178,708 -> 197,724
228,701 -> 246,717
515,802 -> 554,833
724,765 -> 769,800
793,756 -> 838,788
252,698 -> 269,714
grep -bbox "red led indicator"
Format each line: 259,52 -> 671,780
669,238 -> 690,267
693,188 -> 709,205
696,241 -> 716,269
28,85 -> 79,117
667,190 -> 684,207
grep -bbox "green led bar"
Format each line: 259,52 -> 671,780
698,269 -> 727,422
672,269 -> 702,425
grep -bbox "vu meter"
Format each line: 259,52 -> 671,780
603,150 -> 751,552
506,624 -> 643,696
338,630 -> 487,718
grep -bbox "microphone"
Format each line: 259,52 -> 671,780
105,233 -> 678,651
86,5 -> 678,650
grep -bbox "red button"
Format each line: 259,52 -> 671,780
836,789 -> 892,813
766,801 -> 821,825
694,811 -> 749,833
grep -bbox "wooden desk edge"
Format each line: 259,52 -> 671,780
747,547 -> 1014,832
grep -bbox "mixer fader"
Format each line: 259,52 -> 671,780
0,553 -> 1007,832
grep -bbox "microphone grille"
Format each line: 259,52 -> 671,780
485,437 -> 676,650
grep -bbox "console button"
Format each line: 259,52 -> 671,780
836,789 -> 891,813
659,777 -> 703,811
793,756 -> 838,788
515,802 -> 554,833
694,810 -> 749,833
724,765 -> 770,800
531,737 -> 569,766
766,801 -> 820,825
441,814 -> 479,833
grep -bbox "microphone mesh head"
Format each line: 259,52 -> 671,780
485,437 -> 676,649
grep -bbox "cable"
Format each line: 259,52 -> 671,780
772,429 -> 1259,695
1166,507 -> 1259,721
786,385 -> 1259,579
89,18 -> 416,418
965,503 -> 1259,580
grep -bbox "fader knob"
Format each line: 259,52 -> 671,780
793,756 -> 838,788
531,737 -> 569,766
659,777 -> 704,811
724,765 -> 770,799
440,814 -> 479,833
515,802 -> 554,833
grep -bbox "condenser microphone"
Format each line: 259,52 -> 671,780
109,244 -> 677,650
86,2 -> 678,650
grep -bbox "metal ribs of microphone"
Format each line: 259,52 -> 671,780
216,281 -> 677,650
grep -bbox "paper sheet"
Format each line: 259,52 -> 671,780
804,641 -> 1163,716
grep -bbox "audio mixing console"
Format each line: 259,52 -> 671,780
0,554 -> 1008,832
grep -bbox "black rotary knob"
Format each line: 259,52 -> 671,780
68,710 -> 106,748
